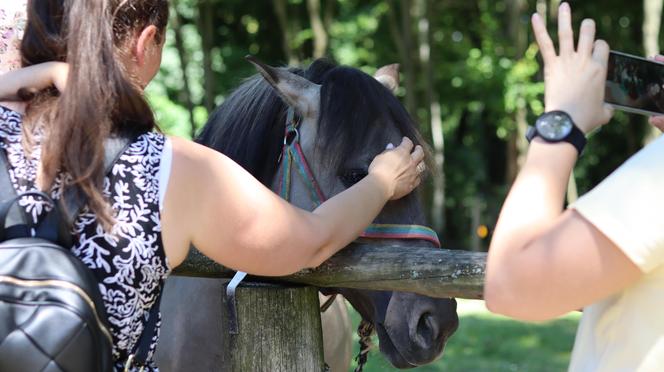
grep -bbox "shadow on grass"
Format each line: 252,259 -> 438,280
348,308 -> 580,372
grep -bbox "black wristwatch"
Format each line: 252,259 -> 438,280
526,111 -> 587,154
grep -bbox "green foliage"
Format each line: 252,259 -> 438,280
149,0 -> 655,249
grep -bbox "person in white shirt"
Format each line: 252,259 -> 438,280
485,3 -> 664,371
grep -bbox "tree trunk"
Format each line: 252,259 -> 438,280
323,0 -> 335,33
505,0 -> 529,182
414,0 -> 445,232
306,0 -> 328,58
643,0 -> 664,144
222,282 -> 324,371
171,5 -> 197,137
388,0 -> 417,117
273,0 -> 299,65
536,0 -> 547,20
197,0 -> 216,114
549,0 -> 560,21
400,0 -> 416,117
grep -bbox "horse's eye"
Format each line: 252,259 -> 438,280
339,169 -> 368,188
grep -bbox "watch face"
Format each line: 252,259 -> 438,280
536,112 -> 573,141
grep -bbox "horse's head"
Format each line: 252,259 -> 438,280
246,57 -> 458,368
197,58 -> 458,368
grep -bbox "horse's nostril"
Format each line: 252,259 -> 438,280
414,312 -> 437,348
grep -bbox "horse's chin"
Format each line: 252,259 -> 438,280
374,323 -> 443,369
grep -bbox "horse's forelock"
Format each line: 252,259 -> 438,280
316,66 -> 430,174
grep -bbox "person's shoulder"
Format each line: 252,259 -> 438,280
168,135 -> 238,182
170,135 -> 224,162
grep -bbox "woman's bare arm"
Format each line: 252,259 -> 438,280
0,62 -> 68,101
161,136 -> 423,276
484,5 -> 642,321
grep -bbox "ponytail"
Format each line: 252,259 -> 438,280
22,0 -> 168,227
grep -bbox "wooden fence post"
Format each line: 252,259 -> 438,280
220,282 -> 325,371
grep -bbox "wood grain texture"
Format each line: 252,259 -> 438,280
176,244 -> 486,299
219,283 -> 324,371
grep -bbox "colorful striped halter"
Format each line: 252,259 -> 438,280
277,109 -> 441,247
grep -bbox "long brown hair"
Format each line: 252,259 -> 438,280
20,0 -> 169,227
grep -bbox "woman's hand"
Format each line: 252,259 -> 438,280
368,137 -> 425,200
532,2 -> 614,133
648,55 -> 664,132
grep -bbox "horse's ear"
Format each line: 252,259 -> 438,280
374,63 -> 400,94
246,55 -> 321,119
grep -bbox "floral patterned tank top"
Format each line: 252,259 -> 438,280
0,105 -> 171,371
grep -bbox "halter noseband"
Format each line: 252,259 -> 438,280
278,108 -> 441,248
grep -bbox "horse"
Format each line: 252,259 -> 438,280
156,58 -> 459,371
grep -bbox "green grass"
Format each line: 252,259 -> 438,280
348,300 -> 580,372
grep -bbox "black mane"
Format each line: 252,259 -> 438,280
196,59 -> 427,185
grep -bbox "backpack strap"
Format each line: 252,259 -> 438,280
58,135 -> 136,247
62,136 -> 135,228
0,147 -> 26,235
0,135 -> 135,246
125,291 -> 163,371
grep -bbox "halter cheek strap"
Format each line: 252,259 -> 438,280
278,109 -> 441,248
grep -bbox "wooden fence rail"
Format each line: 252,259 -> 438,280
174,243 -> 487,299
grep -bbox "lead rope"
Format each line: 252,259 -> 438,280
354,319 -> 375,372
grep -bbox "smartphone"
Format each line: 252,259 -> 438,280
605,51 -> 664,116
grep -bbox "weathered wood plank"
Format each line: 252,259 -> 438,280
222,283 -> 324,372
175,244 -> 486,300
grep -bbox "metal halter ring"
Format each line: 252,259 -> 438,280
284,127 -> 299,145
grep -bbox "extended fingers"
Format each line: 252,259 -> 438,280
558,3 -> 574,56
577,19 -> 596,57
592,39 -> 610,65
531,13 -> 556,64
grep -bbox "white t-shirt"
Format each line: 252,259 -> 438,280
569,135 -> 664,372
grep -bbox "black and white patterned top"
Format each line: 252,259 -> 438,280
0,105 -> 171,371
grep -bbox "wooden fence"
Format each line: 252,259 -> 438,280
172,244 -> 487,371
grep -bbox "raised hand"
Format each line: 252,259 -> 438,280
532,2 -> 613,133
368,137 -> 425,200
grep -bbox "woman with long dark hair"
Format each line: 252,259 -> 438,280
0,0 -> 425,370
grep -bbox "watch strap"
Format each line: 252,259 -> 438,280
526,112 -> 587,155
565,124 -> 587,155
